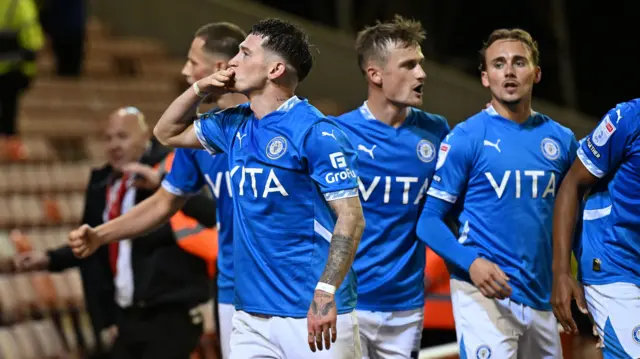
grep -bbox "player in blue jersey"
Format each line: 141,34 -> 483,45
416,28 -> 578,358
552,99 -> 640,358
153,18 -> 365,359
329,15 -> 449,359
68,22 -> 248,359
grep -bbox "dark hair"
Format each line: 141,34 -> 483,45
478,28 -> 540,71
195,22 -> 247,59
355,15 -> 426,74
250,18 -> 313,82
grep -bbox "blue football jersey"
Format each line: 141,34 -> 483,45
161,148 -> 234,303
426,106 -> 578,310
193,96 -> 359,317
576,98 -> 640,287
332,103 -> 449,311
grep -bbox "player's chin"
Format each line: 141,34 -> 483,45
404,95 -> 423,107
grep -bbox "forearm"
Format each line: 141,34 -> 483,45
95,189 -> 187,244
154,85 -> 204,146
552,179 -> 583,274
319,204 -> 364,289
417,197 -> 479,273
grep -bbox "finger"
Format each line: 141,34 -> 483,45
479,283 -> 496,299
492,271 -> 512,296
477,284 -> 490,298
78,224 -> 89,237
486,276 -> 506,299
322,323 -> 331,350
307,319 -> 316,353
315,323 -> 324,351
331,322 -> 337,343
559,301 -> 577,334
574,287 -> 588,314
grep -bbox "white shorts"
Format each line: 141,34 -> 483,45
229,310 -> 361,359
584,282 -> 640,358
218,303 -> 235,359
451,279 -> 561,359
357,308 -> 423,359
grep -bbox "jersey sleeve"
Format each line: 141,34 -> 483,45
193,106 -> 241,155
578,102 -> 638,178
302,121 -> 359,201
427,124 -> 475,204
161,148 -> 205,196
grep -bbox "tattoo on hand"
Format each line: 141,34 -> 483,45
319,234 -> 354,286
311,292 -> 335,316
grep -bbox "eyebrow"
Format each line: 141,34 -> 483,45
491,54 -> 528,63
239,44 -> 252,54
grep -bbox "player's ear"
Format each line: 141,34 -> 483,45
366,66 -> 382,87
267,61 -> 287,81
534,66 -> 542,84
480,71 -> 490,88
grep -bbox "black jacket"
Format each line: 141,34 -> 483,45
46,140 -> 212,345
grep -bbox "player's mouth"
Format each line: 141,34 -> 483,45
413,84 -> 424,95
503,81 -> 519,90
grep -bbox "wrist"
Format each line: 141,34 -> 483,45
315,282 -> 336,295
93,225 -> 110,245
192,81 -> 209,98
552,259 -> 572,275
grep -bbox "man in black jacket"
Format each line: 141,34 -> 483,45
15,106 -> 213,359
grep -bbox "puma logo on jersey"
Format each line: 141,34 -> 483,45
616,109 -> 623,123
236,133 -> 247,147
321,131 -> 337,140
483,139 -> 501,153
357,144 -> 377,159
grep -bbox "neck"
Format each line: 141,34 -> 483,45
490,94 -> 533,124
249,85 -> 295,119
366,89 -> 410,128
215,92 -> 248,110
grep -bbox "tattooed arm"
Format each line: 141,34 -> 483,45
320,195 -> 364,287
307,195 -> 364,352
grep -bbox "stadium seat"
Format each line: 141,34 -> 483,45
31,319 -> 68,359
11,321 -> 44,359
0,328 -> 20,359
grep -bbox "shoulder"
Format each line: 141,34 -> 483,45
411,108 -> 450,135
449,110 -> 488,140
535,113 -> 577,148
200,102 -> 251,121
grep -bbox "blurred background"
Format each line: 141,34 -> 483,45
0,0 -> 636,358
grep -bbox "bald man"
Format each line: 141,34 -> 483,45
15,106 -> 213,359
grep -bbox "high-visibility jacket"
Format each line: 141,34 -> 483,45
423,248 -> 455,330
0,0 -> 44,77
157,151 -> 219,278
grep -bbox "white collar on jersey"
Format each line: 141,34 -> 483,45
358,101 -> 376,120
485,104 -> 538,117
276,96 -> 303,112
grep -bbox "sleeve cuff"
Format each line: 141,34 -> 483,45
577,147 -> 605,178
427,188 -> 458,203
161,178 -> 197,197
323,188 -> 359,201
194,120 -> 218,155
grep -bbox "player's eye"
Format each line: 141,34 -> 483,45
515,60 -> 526,67
494,62 -> 504,69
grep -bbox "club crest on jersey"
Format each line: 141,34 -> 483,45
266,136 -> 287,160
633,325 -> 640,344
417,139 -> 436,163
541,138 -> 560,160
435,143 -> 450,170
475,345 -> 491,359
592,115 -> 616,146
